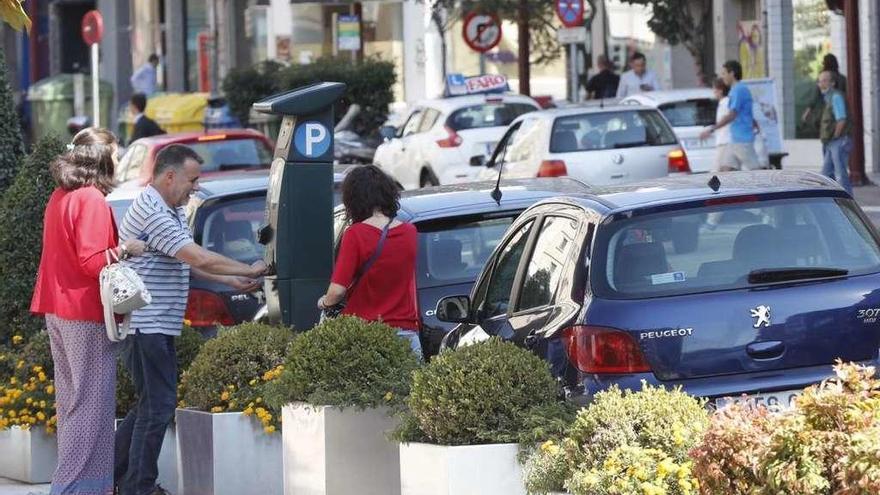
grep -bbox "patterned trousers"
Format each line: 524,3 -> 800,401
46,314 -> 117,495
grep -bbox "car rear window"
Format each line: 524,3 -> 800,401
416,215 -> 517,287
197,196 -> 266,263
658,99 -> 717,127
592,197 -> 880,299
447,102 -> 537,131
185,138 -> 273,173
550,110 -> 677,153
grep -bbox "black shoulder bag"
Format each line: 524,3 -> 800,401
321,219 -> 393,321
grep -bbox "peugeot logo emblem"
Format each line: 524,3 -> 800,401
612,154 -> 624,165
750,305 -> 771,328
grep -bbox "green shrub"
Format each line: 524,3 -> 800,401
691,361 -> 880,494
0,344 -> 13,382
222,57 -> 396,137
0,48 -> 25,194
180,323 -> 293,433
264,316 -> 419,411
523,384 -> 709,495
0,135 -> 64,345
117,325 -> 206,417
398,338 -> 562,446
221,61 -> 285,126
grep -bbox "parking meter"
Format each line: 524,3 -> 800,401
254,82 -> 347,329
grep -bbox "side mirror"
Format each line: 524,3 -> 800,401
469,155 -> 486,167
435,295 -> 471,323
379,125 -> 397,141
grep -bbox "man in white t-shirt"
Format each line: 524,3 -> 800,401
711,78 -> 732,170
616,52 -> 661,98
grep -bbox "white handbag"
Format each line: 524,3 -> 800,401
99,249 -> 152,342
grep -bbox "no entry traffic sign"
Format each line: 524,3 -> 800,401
555,0 -> 584,28
462,12 -> 502,53
81,10 -> 104,45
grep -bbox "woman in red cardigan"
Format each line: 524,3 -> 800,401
30,128 -> 145,495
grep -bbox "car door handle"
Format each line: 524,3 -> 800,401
746,340 -> 785,360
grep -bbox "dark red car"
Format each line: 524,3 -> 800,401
115,129 -> 275,185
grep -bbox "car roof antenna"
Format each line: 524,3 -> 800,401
490,138 -> 511,205
708,175 -> 721,192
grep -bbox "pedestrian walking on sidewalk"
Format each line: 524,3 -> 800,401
818,70 -> 853,194
711,77 -> 733,171
30,128 -> 147,495
114,145 -> 266,495
802,54 -> 847,136
318,165 -> 422,359
700,60 -> 761,171
130,54 -> 159,97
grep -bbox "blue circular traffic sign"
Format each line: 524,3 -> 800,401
294,120 -> 331,158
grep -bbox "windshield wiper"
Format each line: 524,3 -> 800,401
747,267 -> 849,284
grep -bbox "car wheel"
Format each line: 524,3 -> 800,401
419,169 -> 439,188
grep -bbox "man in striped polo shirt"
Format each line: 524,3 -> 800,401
114,144 -> 267,495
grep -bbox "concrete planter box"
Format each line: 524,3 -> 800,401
282,403 -> 400,495
0,426 -> 57,483
115,419 -> 178,494
400,442 -> 526,495
176,409 -> 282,495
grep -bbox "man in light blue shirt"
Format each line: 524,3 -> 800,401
818,70 -> 852,193
130,54 -> 160,96
700,60 -> 761,170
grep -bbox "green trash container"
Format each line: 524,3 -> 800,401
27,74 -> 114,141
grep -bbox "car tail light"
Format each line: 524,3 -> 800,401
185,289 -> 235,327
537,160 -> 568,177
436,126 -> 463,148
667,148 -> 691,173
561,325 -> 651,374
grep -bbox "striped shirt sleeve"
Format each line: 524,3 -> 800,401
125,194 -> 193,257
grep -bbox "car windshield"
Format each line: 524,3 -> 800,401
186,138 -> 273,172
197,196 -> 266,263
657,99 -> 718,127
447,102 -> 537,131
109,199 -> 134,228
592,197 -> 880,299
550,109 -> 677,153
417,215 -> 517,287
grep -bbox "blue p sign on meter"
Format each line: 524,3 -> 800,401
293,120 -> 332,160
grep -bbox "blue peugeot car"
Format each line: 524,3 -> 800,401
438,171 -> 880,408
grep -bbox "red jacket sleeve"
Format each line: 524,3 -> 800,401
68,188 -> 118,280
330,226 -> 363,288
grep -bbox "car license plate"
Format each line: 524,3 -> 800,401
715,389 -> 801,412
683,138 -> 708,150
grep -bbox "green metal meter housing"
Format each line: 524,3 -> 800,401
255,82 -> 347,329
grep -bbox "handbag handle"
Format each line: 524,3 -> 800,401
105,248 -> 120,267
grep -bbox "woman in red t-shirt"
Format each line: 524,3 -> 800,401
317,165 -> 421,357
30,128 -> 146,495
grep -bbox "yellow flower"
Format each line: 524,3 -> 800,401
210,406 -> 224,413
39,401 -> 46,408
226,384 -> 235,391
8,377 -> 17,385
255,398 -> 262,404
243,407 -> 254,416
12,335 -> 23,345
36,412 -> 45,421
46,385 -> 54,395
383,391 -> 394,402
220,391 -> 230,401
16,360 -> 24,369
37,372 -> 46,382
248,379 -> 257,386
263,425 -> 276,434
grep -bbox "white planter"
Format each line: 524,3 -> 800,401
115,419 -> 178,494
0,426 -> 57,483
176,409 -> 282,495
282,403 -> 400,495
400,442 -> 526,495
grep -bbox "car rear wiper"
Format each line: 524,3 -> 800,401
747,267 -> 849,284
612,141 -> 648,149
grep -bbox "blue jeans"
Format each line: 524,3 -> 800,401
114,331 -> 177,495
397,329 -> 423,361
822,135 -> 853,194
